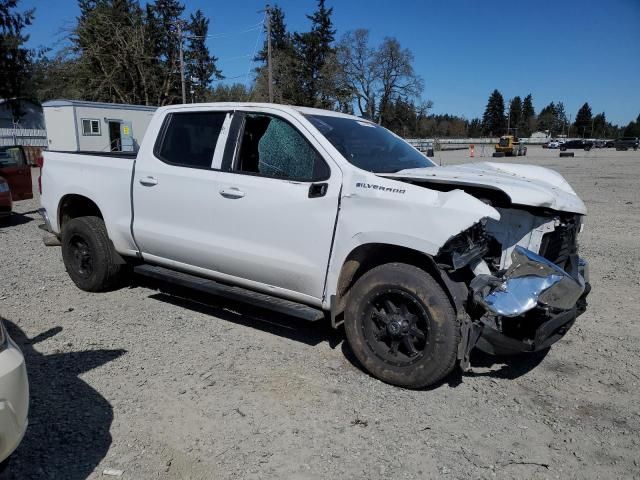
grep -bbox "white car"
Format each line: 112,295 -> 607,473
0,319 -> 28,468
547,140 -> 562,149
39,103 -> 590,389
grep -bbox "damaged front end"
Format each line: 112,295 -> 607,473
435,213 -> 591,368
470,246 -> 590,355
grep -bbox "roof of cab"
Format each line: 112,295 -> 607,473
156,102 -> 371,122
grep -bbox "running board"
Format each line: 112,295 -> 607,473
134,264 -> 325,322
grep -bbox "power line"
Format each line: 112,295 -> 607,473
246,12 -> 266,88
186,21 -> 263,40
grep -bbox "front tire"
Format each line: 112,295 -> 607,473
344,263 -> 460,389
61,216 -> 124,292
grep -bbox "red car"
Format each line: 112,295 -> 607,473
0,146 -> 33,224
0,177 -> 11,224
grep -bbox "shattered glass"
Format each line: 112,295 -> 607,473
257,118 -> 315,180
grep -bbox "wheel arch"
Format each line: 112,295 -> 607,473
57,194 -> 103,230
330,242 -> 466,327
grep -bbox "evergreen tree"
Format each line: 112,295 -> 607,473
252,4 -> 301,104
482,89 -> 506,136
537,102 -> 556,133
574,102 -> 593,137
554,101 -> 568,135
468,118 -> 483,137
293,0 -> 336,107
508,96 -> 522,133
592,112 -> 606,137
207,82 -> 250,102
255,5 -> 291,63
185,9 -> 222,103
0,0 -> 34,118
623,114 -> 640,137
521,93 -> 535,136
147,0 -> 185,105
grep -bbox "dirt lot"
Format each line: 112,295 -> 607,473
1,147 -> 639,479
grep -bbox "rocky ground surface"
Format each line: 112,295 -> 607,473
1,147 -> 639,479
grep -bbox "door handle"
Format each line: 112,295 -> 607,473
219,187 -> 245,199
308,182 -> 328,198
139,176 -> 158,187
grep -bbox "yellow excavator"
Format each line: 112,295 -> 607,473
494,135 -> 527,157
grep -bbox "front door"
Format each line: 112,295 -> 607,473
0,146 -> 32,200
202,111 -> 341,301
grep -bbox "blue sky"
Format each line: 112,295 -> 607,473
22,0 -> 640,125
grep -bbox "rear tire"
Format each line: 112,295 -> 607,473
61,216 -> 125,292
344,263 -> 460,389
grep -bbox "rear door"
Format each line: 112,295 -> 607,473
0,146 -> 32,200
132,109 -> 233,267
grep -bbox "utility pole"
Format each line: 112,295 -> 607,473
176,20 -> 187,104
266,5 -> 273,103
568,114 -> 572,138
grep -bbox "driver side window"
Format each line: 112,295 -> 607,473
234,114 -> 329,181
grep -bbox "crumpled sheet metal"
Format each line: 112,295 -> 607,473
480,246 -> 586,317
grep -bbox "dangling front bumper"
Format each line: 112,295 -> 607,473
469,246 -> 590,355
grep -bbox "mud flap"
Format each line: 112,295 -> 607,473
458,314 -> 483,371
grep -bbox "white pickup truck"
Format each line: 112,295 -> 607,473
40,103 -> 590,388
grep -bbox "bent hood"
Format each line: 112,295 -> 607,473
382,162 -> 586,214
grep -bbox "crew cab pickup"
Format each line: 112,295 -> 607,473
40,103 -> 590,388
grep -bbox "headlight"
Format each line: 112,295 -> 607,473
436,222 -> 489,270
0,181 -> 9,193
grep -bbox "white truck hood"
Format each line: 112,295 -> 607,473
381,162 -> 586,214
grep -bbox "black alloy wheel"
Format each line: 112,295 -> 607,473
68,234 -> 94,278
362,289 -> 430,367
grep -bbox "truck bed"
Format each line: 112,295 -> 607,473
40,150 -> 138,254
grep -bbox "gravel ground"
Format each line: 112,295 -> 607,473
1,146 -> 639,479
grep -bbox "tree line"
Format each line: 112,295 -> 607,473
2,0 -> 639,138
479,89 -> 632,139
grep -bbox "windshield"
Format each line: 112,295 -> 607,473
305,114 -> 435,173
499,137 -> 510,147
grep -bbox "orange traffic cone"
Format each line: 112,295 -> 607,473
470,144 -> 475,158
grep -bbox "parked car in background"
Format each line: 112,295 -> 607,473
0,318 -> 29,470
593,139 -> 606,148
0,177 -> 12,225
605,140 -> 615,148
547,140 -> 562,149
614,137 -> 639,151
0,146 -> 33,202
560,139 -> 593,151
